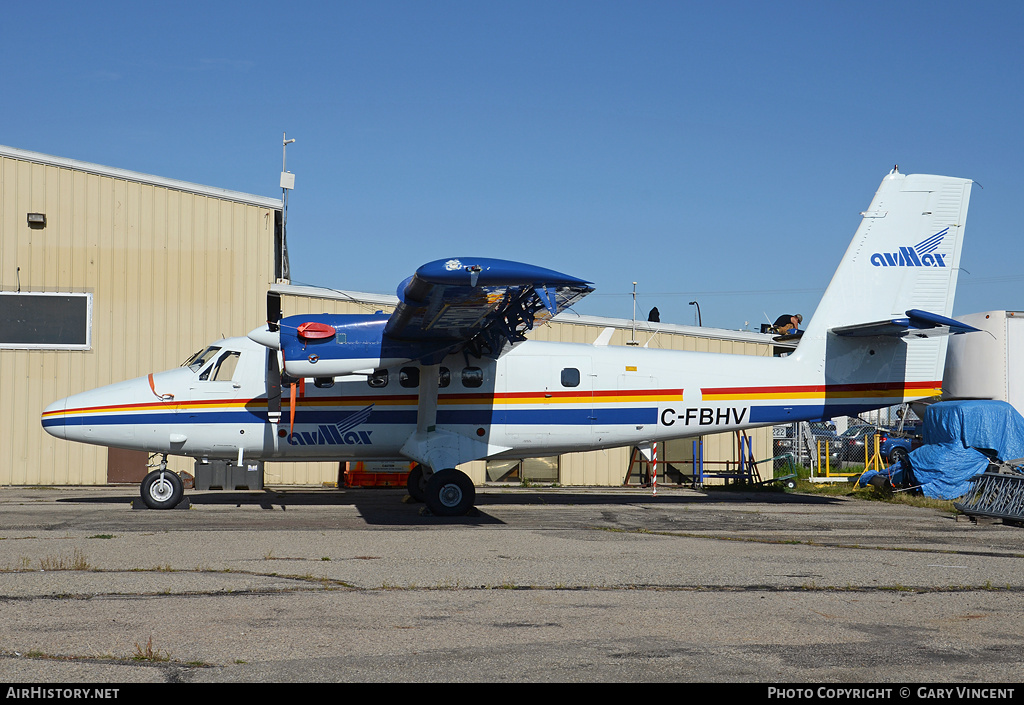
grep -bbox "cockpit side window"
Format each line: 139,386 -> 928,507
200,351 -> 241,381
185,346 -> 222,372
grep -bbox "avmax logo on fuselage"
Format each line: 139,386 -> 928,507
870,228 -> 949,268
287,404 -> 375,446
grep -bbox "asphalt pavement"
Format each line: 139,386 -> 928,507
0,483 -> 1022,684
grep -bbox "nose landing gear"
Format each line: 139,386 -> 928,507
139,454 -> 184,509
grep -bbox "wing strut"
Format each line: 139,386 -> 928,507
399,364 -> 511,473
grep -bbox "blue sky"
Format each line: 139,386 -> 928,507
3,1 -> 1022,330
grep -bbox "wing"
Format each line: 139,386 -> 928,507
248,258 -> 594,378
384,257 -> 594,361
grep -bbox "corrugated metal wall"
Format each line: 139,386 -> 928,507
0,151 -> 280,485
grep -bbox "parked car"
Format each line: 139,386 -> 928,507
878,428 -> 922,465
833,425 -> 920,466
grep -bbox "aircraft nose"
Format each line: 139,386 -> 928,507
41,397 -> 68,440
41,375 -> 156,447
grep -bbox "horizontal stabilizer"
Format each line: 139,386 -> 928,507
830,309 -> 980,339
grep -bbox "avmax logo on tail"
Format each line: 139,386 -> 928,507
870,228 -> 949,268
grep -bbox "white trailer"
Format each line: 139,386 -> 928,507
943,311 -> 1024,416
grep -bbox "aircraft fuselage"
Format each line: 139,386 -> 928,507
42,333 -> 934,464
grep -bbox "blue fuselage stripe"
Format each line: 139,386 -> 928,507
44,406 -> 660,428
749,402 -> 902,425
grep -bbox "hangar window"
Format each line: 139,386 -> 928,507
0,292 -> 92,350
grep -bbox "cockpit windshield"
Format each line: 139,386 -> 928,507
182,346 -> 222,372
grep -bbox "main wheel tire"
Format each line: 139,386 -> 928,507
140,470 -> 184,510
424,468 -> 476,517
407,464 -> 428,503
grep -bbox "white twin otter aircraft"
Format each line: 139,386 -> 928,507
42,168 -> 978,515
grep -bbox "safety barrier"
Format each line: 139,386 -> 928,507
954,469 -> 1024,523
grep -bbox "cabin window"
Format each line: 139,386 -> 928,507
462,367 -> 484,388
439,367 -> 451,388
399,367 -> 420,388
368,369 -> 389,388
314,377 -> 335,389
561,367 -> 581,388
0,292 -> 92,350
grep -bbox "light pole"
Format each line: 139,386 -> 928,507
689,300 -> 702,327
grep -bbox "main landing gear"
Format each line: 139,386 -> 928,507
407,465 -> 476,517
406,464 -> 428,502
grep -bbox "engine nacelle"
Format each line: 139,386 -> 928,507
250,312 -> 415,378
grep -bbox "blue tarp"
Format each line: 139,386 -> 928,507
858,400 -> 1024,500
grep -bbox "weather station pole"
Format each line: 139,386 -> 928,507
628,282 -> 639,345
279,132 -> 296,284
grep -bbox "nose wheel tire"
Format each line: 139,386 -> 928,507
140,470 -> 184,510
424,468 -> 476,517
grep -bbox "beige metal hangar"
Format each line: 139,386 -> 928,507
271,283 -> 780,488
0,145 -> 286,486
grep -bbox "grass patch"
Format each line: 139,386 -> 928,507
788,476 -> 957,512
132,636 -> 170,662
39,548 -> 89,571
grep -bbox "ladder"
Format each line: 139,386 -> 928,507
798,421 -> 817,469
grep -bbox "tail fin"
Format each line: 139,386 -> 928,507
795,168 -> 973,402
